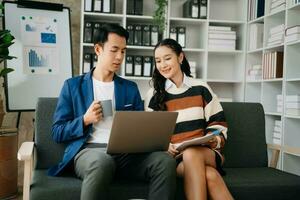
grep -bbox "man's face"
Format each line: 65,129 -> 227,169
95,33 -> 127,73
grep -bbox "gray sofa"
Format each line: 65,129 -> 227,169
18,98 -> 300,200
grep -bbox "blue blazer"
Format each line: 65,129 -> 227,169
48,69 -> 144,176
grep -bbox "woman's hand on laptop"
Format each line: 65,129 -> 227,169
83,100 -> 103,126
167,143 -> 179,157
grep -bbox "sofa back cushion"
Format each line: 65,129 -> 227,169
35,98 -> 65,169
34,98 -> 268,169
221,102 -> 268,168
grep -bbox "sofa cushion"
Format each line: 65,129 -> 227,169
221,102 -> 268,168
224,167 -> 300,200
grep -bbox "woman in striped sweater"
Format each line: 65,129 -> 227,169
145,39 -> 233,200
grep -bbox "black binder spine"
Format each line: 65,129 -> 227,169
127,24 -> 134,45
83,53 -> 92,73
177,27 -> 186,48
142,25 -> 150,46
170,27 -> 177,41
127,0 -> 135,14
143,56 -> 153,77
93,0 -> 102,12
134,24 -> 142,46
102,0 -> 115,13
134,56 -> 143,76
84,0 -> 93,12
93,22 -> 101,43
125,55 -> 134,76
92,54 -> 98,68
150,25 -> 159,46
135,0 -> 143,15
200,0 -> 207,19
84,21 -> 93,43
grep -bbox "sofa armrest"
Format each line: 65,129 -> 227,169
267,143 -> 280,168
18,142 -> 34,200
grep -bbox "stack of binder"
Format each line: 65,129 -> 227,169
127,24 -> 160,46
169,26 -> 186,48
267,24 -> 285,46
84,0 -> 115,13
125,55 -> 154,77
285,95 -> 300,116
84,21 -> 119,43
83,53 -> 98,73
127,0 -> 143,15
285,25 -> 300,43
183,0 -> 207,19
208,26 -> 236,51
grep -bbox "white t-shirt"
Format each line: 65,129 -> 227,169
86,78 -> 114,144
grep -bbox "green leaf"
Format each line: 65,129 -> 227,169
0,4 -> 3,10
0,55 -> 16,60
0,68 -> 14,77
0,30 -> 10,38
0,41 -> 14,48
2,33 -> 15,43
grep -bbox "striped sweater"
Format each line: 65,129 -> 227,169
145,76 -> 228,155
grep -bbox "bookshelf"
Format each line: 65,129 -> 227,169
79,0 -> 248,101
245,0 -> 300,175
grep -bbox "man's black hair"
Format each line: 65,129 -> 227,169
93,23 -> 129,45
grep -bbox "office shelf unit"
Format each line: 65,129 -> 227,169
245,0 -> 300,175
79,0 -> 248,101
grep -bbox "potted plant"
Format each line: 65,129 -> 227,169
153,0 -> 168,35
0,4 -> 15,126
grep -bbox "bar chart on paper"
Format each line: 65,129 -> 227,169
28,49 -> 49,67
23,46 -> 58,74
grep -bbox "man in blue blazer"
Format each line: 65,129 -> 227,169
48,24 -> 176,200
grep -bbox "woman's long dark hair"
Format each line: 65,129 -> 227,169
150,38 -> 192,111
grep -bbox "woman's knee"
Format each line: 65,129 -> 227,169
205,166 -> 221,186
182,146 -> 206,162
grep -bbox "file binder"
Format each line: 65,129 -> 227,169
127,24 -> 134,45
135,0 -> 143,15
83,53 -> 92,73
183,0 -> 200,18
125,55 -> 134,76
85,0 -> 92,12
93,22 -> 101,43
103,0 -> 115,13
93,54 -> 98,68
134,56 -> 143,76
84,21 -> 93,43
93,0 -> 102,12
170,27 -> 177,41
200,0 -> 207,19
127,0 -> 135,14
134,25 -> 142,46
142,25 -> 150,46
143,56 -> 153,77
151,25 -> 159,46
177,27 -> 186,48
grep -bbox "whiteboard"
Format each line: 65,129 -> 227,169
4,1 -> 73,111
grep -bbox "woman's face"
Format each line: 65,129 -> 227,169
154,45 -> 183,80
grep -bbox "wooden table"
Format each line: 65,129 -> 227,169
0,127 -> 18,199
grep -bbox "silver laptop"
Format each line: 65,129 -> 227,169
107,111 -> 178,154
